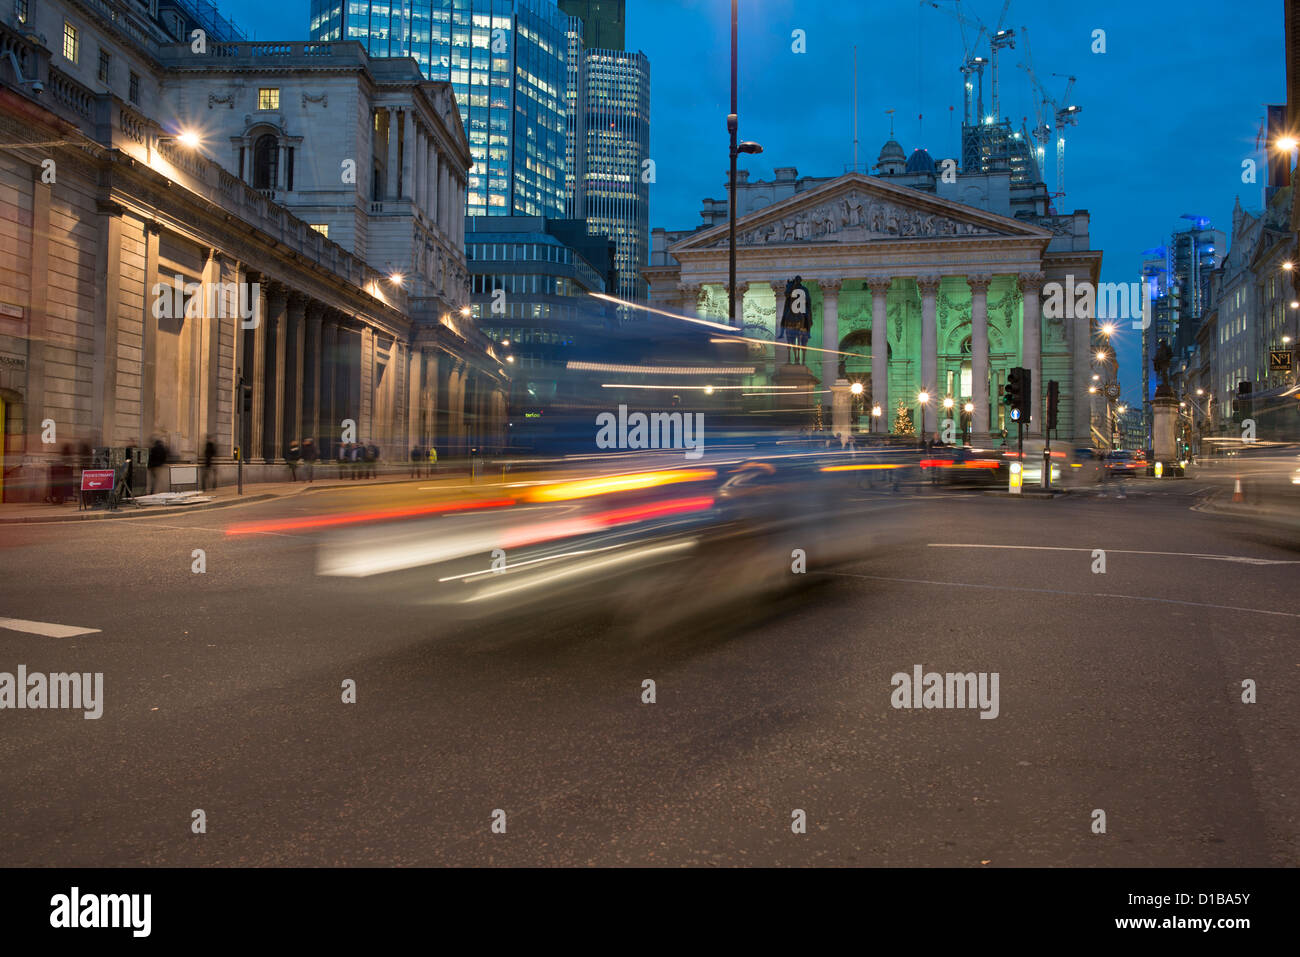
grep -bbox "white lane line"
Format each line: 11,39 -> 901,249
927,543 -> 1299,566
827,572 -> 1300,619
0,617 -> 102,637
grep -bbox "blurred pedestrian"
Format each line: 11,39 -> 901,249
365,441 -> 379,479
147,437 -> 168,494
337,440 -> 347,475
287,438 -> 301,481
201,435 -> 217,491
348,442 -> 361,480
410,445 -> 422,478
302,438 -> 317,483
427,445 -> 438,475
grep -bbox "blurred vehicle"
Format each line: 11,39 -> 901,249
1066,446 -> 1104,484
1106,449 -> 1147,476
313,452 -> 884,635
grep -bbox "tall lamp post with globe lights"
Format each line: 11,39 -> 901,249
727,0 -> 763,327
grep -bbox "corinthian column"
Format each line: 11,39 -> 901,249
866,276 -> 892,430
819,279 -> 843,389
1019,272 -> 1045,436
967,274 -> 992,437
917,276 -> 942,407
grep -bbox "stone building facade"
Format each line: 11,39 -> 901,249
646,160 -> 1103,444
0,0 -> 508,499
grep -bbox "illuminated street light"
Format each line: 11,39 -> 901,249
1284,261 -> 1295,271
177,130 -> 201,149
1096,350 -> 1108,362
963,402 -> 974,413
1100,322 -> 1116,337
917,392 -> 930,442
460,306 -> 471,317
389,272 -> 404,286
1088,386 -> 1097,394
1276,135 -> 1299,152
942,397 -> 954,410
917,391 -> 929,404
850,381 -> 864,395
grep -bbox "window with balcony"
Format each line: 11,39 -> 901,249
258,88 -> 280,111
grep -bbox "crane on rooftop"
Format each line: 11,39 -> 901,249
921,0 -> 989,127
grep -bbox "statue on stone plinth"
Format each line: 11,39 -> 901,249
1152,338 -> 1174,397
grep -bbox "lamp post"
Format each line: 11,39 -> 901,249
727,0 -> 762,327
871,404 -> 882,433
917,391 -> 930,445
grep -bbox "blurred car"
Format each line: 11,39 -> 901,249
1105,449 -> 1147,476
1066,446 -> 1104,484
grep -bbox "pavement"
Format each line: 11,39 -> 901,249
0,472 -> 1296,866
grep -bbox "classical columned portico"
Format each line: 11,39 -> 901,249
1019,272 -> 1045,437
730,281 -> 748,327
819,279 -> 843,390
267,284 -> 289,462
967,274 -> 992,436
866,276 -> 891,425
288,293 -> 307,448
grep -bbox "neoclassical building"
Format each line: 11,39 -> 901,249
0,0 -> 507,500
646,157 -> 1104,444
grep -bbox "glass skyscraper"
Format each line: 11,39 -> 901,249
564,13 -> 649,302
309,0 -> 569,218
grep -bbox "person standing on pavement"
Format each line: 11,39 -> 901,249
287,438 -> 301,482
147,437 -> 168,494
427,445 -> 438,476
302,438 -> 317,483
201,436 -> 217,491
410,445 -> 422,478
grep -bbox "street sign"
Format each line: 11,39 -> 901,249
1269,350 -> 1293,373
80,469 -> 115,491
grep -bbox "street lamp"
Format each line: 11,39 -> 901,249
917,391 -> 930,442
727,0 -> 763,327
850,381 -> 864,394
871,404 -> 882,433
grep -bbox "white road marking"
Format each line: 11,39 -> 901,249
0,617 -> 102,637
827,572 -> 1300,619
928,543 -> 1298,566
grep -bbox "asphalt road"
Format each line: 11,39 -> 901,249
1,475 -> 1296,866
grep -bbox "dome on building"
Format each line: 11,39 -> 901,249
905,148 -> 936,174
877,139 -> 906,164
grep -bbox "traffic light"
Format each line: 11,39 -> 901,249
1045,379 -> 1060,432
1004,367 -> 1032,423
1236,380 -> 1252,421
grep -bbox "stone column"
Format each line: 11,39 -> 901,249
968,274 -> 992,437
729,280 -> 749,328
268,285 -> 289,461
304,303 -> 323,443
917,276 -> 942,411
401,111 -> 415,201
322,313 -> 339,459
1072,276 -> 1095,443
415,128 -> 427,211
249,280 -> 268,461
439,163 -> 450,235
866,276 -> 892,431
679,281 -> 701,314
386,109 -> 401,201
1019,272 -> 1045,436
819,279 -> 843,389
288,294 -> 307,446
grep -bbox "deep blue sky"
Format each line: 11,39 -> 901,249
216,0 -> 1285,400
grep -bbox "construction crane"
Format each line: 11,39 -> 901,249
988,1 -> 1016,122
1017,32 -> 1082,199
921,0 -> 988,127
1017,28 -> 1052,182
1049,72 -> 1082,199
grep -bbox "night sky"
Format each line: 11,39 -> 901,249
215,0 -> 1286,402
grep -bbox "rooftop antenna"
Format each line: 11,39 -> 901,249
886,108 -> 896,138
853,46 -> 859,171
